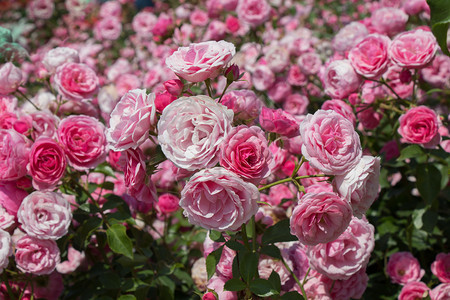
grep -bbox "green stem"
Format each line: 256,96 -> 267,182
15,90 -> 40,111
280,255 -> 307,300
411,69 -> 418,103
241,223 -> 251,251
258,174 -> 327,192
204,79 -> 213,98
251,216 -> 257,252
375,78 -> 402,100
2,272 -> 15,300
217,82 -> 231,103
302,267 -> 311,286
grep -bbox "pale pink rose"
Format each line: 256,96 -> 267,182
106,58 -> 131,82
0,229 -> 11,273
157,193 -> 180,214
15,235 -> 60,275
268,142 -> 289,174
0,129 -> 30,181
421,55 -> 450,88
219,125 -> 272,184
121,148 -> 146,195
56,246 -> 85,274
190,9 -> 209,26
42,47 -> 80,74
333,22 -> 368,55
180,167 -> 259,231
371,7 -> 408,36
297,161 -> 327,188
398,282 -> 430,300
252,64 -> 275,90
221,90 -> 263,122
307,216 -> 374,280
300,110 -> 362,175
17,191 -> 71,240
166,41 -> 235,82
192,257 -> 208,291
132,11 -> 157,37
287,65 -> 307,86
203,20 -> 227,41
386,252 -> 425,285
348,34 -> 391,79
158,96 -> 233,171
290,192 -> 352,246
298,52 -> 322,76
94,17 -> 122,41
283,94 -> 309,116
236,0 -> 271,27
207,275 -> 237,300
267,183 -> 295,206
0,63 -> 23,95
431,253 -> 450,283
99,0 -> 121,18
0,183 -> 27,218
27,0 -> 54,19
57,115 -> 108,171
115,73 -> 141,97
389,29 -> 438,69
53,62 -> 99,101
0,205 -> 15,230
259,107 -> 300,138
216,246 -> 235,279
321,99 -> 356,127
0,95 -> 17,114
259,257 -> 292,286
27,138 -> 66,190
333,156 -> 380,218
431,283 -> 450,300
264,45 -> 290,73
30,111 -> 60,140
107,89 -> 157,151
267,80 -> 292,103
398,106 -> 440,147
329,267 -> 369,300
324,60 -> 362,99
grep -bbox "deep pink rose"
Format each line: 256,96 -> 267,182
166,41 -> 235,82
53,62 -> 99,101
348,34 -> 391,79
0,63 -> 23,95
107,89 -> 157,151
0,129 -> 30,181
15,235 -> 60,275
431,253 -> 450,283
300,110 -> 362,175
158,96 -> 233,171
163,79 -> 183,96
386,252 -> 425,285
0,229 -> 12,273
0,183 -> 27,218
333,156 -> 381,218
57,115 -> 108,171
42,47 -> 80,74
398,282 -> 430,300
307,216 -> 374,280
259,107 -> 300,138
157,193 -> 180,214
371,8 -> 408,36
27,138 -> 66,190
324,60 -> 362,99
389,29 -> 438,69
431,283 -> 450,300
321,99 -> 356,127
219,125 -> 272,184
398,106 -> 440,147
221,90 -> 263,122
290,192 -> 352,246
180,167 -> 259,231
236,0 -> 271,27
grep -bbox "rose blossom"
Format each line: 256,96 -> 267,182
283,94 -> 309,116
389,29 -> 438,69
236,0 -> 271,27
290,192 -> 352,246
53,62 -> 99,101
386,252 -> 425,285
15,235 -> 60,275
0,183 -> 27,219
180,167 -> 259,231
431,253 -> 450,283
158,96 -> 233,171
323,60 -> 362,99
252,64 -> 275,91
57,115 -> 108,171
300,110 -> 362,175
333,156 -> 381,218
421,55 -> 450,88
0,63 -> 23,95
94,16 -> 122,41
321,99 -> 356,127
398,282 -> 430,300
0,229 -> 11,273
298,52 -> 322,76
216,246 -> 235,279
371,7 -> 408,36
431,283 -> 450,300
207,275 -> 237,300
107,89 -> 157,151
259,107 -> 300,138
332,22 -> 368,55
398,106 -> 440,148
221,90 -> 263,122
0,205 -> 15,230
157,193 -> 180,214
99,0 -> 121,18
348,34 -> 391,79
42,47 -> 80,74
165,41 -> 235,83
17,191 -> 72,240
56,246 -> 85,274
30,111 -> 60,140
219,125 -> 272,184
0,129 -> 30,181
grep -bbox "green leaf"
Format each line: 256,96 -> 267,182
239,251 -> 259,283
74,217 -> 102,248
397,145 -> 424,161
422,210 -> 438,233
100,272 -> 121,290
93,163 -> 117,178
225,240 -> 246,252
281,291 -> 305,300
249,278 -> 279,297
262,219 -> 297,245
260,245 -> 281,259
206,245 -> 224,280
412,207 -> 426,229
416,164 -> 442,204
118,295 -> 136,300
224,278 -> 247,292
268,271 -> 282,293
209,230 -> 225,242
106,224 -> 133,259
428,0 -> 450,56
102,194 -> 127,211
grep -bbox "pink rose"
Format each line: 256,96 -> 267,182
267,80 -> 292,103
398,282 -> 430,300
180,167 -> 259,231
163,79 -> 184,96
0,229 -> 12,273
115,73 -> 141,97
421,55 -> 450,88
298,52 -> 322,76
15,235 -> 60,275
107,89 -> 157,151
94,16 -> 122,41
290,192 -> 352,246
389,29 -> 438,69
324,60 -> 362,99
56,246 -> 85,274
371,7 -> 408,36
259,107 -> 300,138
333,22 -> 368,55
283,94 -> 309,116
0,63 -> 23,95
157,96 -> 233,171
165,41 -> 235,82
121,148 -> 146,195
0,205 -> 15,230
0,129 -> 30,181
300,110 -> 362,175
57,115 -> 108,171
132,11 -> 157,37
398,106 -> 440,147
53,62 -> 99,101
219,125 -> 272,184
321,99 -> 356,127
221,90 -> 263,122
207,275 -> 237,300
216,246 -> 235,279
0,183 -> 27,218
236,0 -> 271,27
99,0 -> 121,18
329,267 -> 369,300
386,252 -> 425,285
252,64 -> 275,91
348,34 -> 391,79
190,9 -> 209,26
0,95 -> 17,114
42,47 -> 80,74
157,193 -> 180,214
333,156 -> 381,218
431,283 -> 450,300
403,0 -> 429,15
431,253 -> 450,283
307,216 -> 374,280
27,0 -> 54,19
30,111 -> 60,140
17,191 -> 72,240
